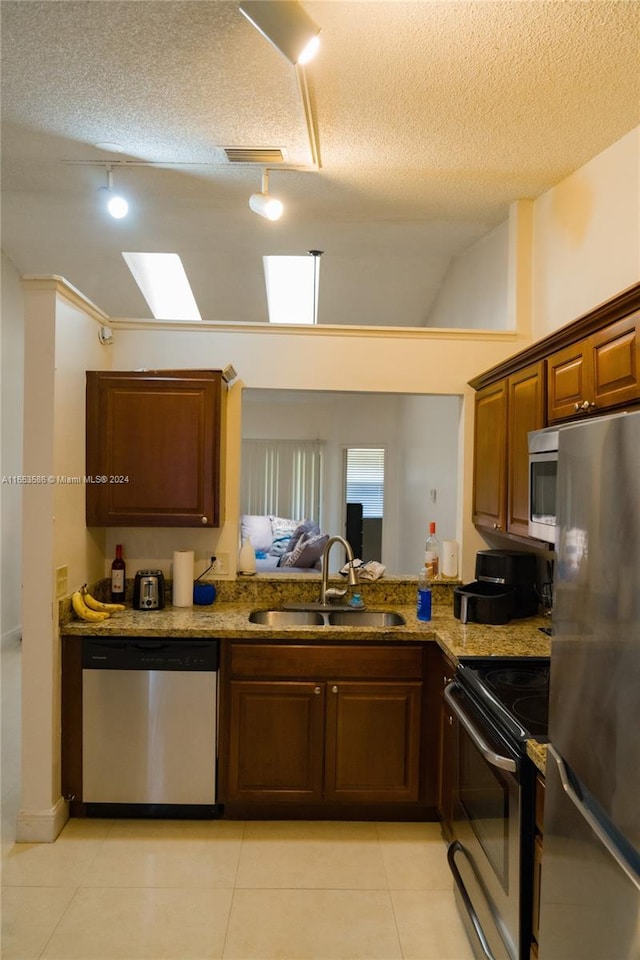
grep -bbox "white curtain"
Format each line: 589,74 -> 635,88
241,439 -> 324,521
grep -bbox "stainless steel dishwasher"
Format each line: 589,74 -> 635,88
82,636 -> 220,817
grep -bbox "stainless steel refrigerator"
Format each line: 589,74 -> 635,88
538,410 -> 640,960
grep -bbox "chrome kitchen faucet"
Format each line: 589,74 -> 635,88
318,536 -> 359,605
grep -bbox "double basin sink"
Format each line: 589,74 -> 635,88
249,608 -> 406,628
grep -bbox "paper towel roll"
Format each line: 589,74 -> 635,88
173,550 -> 194,607
441,540 -> 458,579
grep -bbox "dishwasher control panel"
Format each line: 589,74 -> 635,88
82,637 -> 220,671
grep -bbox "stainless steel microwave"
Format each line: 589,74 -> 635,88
528,426 -> 559,544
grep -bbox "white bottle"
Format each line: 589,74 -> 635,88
239,536 -> 256,574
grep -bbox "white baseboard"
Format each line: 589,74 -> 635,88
1,625 -> 22,649
16,797 -> 69,843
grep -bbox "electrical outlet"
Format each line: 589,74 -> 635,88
214,553 -> 229,575
55,565 -> 68,597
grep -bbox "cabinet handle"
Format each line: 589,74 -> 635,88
314,686 -> 321,695
492,522 -> 501,530
201,516 -> 208,524
574,400 -> 593,413
332,685 -> 338,693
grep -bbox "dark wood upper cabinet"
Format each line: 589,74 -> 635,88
547,312 -> 640,422
472,380 -> 508,533
86,370 -> 224,527
472,363 -> 544,539
470,284 -> 640,545
507,362 -> 545,537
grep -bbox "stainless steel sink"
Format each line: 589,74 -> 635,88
248,610 -> 326,626
326,610 -> 405,627
249,608 -> 405,627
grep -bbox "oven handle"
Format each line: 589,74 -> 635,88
549,745 -> 640,893
447,840 -> 496,960
444,683 -> 517,773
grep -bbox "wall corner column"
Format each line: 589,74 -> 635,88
508,199 -> 534,339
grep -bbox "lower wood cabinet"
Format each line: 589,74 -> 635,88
226,680 -> 325,803
219,640 -> 433,816
325,680 -> 422,802
435,646 -> 457,838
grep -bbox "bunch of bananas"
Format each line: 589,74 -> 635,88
71,585 -> 125,622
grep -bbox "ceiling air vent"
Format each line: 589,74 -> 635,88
223,147 -> 286,164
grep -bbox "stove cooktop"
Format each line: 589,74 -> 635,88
457,657 -> 550,744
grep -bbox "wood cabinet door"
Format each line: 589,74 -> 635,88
225,680 -> 325,803
590,312 -> 640,412
507,362 -> 545,537
472,380 -> 508,533
324,681 -> 422,803
438,698 -> 457,838
546,340 -> 593,423
86,370 -> 222,527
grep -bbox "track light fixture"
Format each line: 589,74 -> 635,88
249,169 -> 284,221
99,166 -> 129,219
239,0 -> 321,66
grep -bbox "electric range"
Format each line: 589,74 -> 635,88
456,655 -> 550,747
445,655 -> 550,960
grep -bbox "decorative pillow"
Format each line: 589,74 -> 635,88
280,532 -> 328,568
240,515 -> 273,555
268,516 -> 300,556
270,536 -> 292,558
269,516 -> 300,541
287,519 -> 321,555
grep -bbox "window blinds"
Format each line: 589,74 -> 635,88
241,439 -> 323,521
345,448 -> 385,518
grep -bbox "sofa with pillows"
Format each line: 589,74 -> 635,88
240,515 -> 329,573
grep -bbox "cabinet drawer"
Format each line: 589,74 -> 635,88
228,643 -> 424,680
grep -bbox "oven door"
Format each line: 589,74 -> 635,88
444,682 -> 525,960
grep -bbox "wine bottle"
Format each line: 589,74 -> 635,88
111,544 -> 126,602
425,522 -> 440,579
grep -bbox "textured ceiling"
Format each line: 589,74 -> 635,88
1,1 -> 639,325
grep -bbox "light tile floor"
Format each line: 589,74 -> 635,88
1,637 -> 474,959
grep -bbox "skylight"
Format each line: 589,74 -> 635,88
263,255 -> 320,325
122,252 -> 202,321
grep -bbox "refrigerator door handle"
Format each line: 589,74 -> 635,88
447,841 -> 496,960
550,745 -> 640,893
444,684 -> 517,772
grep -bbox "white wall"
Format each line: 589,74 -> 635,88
18,280 -> 110,841
110,323 -> 518,582
243,392 -> 405,564
425,220 -> 510,330
242,390 -> 461,575
532,127 -> 640,338
1,253 -> 24,646
396,395 -> 462,576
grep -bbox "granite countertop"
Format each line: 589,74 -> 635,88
62,580 -> 550,775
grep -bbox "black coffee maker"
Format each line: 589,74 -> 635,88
453,549 -> 538,624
